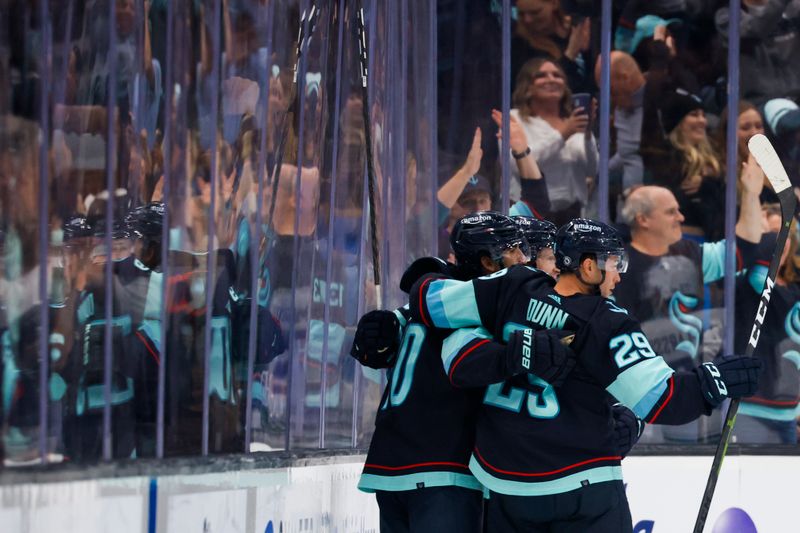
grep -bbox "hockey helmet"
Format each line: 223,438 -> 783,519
512,216 -> 557,256
451,211 -> 529,273
125,202 -> 165,240
62,214 -> 93,246
90,215 -> 131,241
554,218 -> 628,273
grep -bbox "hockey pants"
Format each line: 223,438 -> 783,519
485,480 -> 632,533
375,485 -> 483,533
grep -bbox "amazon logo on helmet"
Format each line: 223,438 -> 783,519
451,211 -> 525,274
573,222 -> 603,233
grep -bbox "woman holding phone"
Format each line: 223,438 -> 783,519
506,58 -> 597,226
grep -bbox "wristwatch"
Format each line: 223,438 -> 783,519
511,146 -> 531,160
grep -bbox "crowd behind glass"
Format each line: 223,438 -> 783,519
0,0 -> 798,467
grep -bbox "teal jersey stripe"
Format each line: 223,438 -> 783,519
509,201 -> 534,217
144,272 -> 163,321
426,279 -> 481,329
468,456 -> 623,496
442,327 -> 492,373
606,357 -> 674,419
139,319 -> 161,352
747,264 -> 768,294
357,471 -> 483,493
701,240 -> 727,283
393,305 -> 409,328
740,401 -> 800,422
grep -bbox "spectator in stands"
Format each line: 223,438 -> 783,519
714,101 -> 776,203
614,9 -> 706,96
715,101 -> 764,172
715,0 -> 800,104
598,52 -> 647,201
734,225 -> 800,444
492,108 -> 550,218
509,58 -> 597,226
437,116 -> 549,256
511,0 -> 592,93
762,97 -> 800,194
437,128 -> 489,218
643,88 -> 725,240
596,49 -> 684,220
614,180 -> 763,442
439,173 -> 494,262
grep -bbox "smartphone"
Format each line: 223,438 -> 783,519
572,92 -> 591,115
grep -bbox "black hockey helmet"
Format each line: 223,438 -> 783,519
554,218 -> 628,273
62,214 -> 93,246
512,216 -> 557,256
451,211 -> 528,273
125,202 -> 165,240
90,215 -> 131,241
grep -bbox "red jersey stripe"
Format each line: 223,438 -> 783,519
474,448 -> 621,477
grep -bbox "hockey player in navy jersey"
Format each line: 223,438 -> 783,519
409,218 -> 762,532
351,211 -> 577,533
61,214 -> 160,460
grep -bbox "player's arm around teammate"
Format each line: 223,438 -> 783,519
409,220 -> 762,426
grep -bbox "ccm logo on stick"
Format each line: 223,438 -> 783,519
749,277 -> 774,348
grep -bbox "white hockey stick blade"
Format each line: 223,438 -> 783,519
748,133 -> 792,193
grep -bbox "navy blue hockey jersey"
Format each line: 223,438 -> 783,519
358,307 -> 483,493
411,265 -> 711,496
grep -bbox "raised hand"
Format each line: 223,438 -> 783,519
653,25 -> 677,58
565,18 -> 591,60
741,151 -> 766,196
492,108 -> 529,154
462,127 -> 483,176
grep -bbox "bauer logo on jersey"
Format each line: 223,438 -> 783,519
526,298 -> 569,329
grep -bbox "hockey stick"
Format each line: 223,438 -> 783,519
693,133 -> 797,532
265,3 -> 320,234
354,0 -> 382,308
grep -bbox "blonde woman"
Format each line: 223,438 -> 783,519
645,89 -> 725,240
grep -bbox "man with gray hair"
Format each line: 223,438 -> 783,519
612,181 -> 763,442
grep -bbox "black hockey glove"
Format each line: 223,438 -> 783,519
400,256 -> 456,293
505,328 -> 576,387
612,403 -> 644,458
350,310 -> 401,369
696,356 -> 762,408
